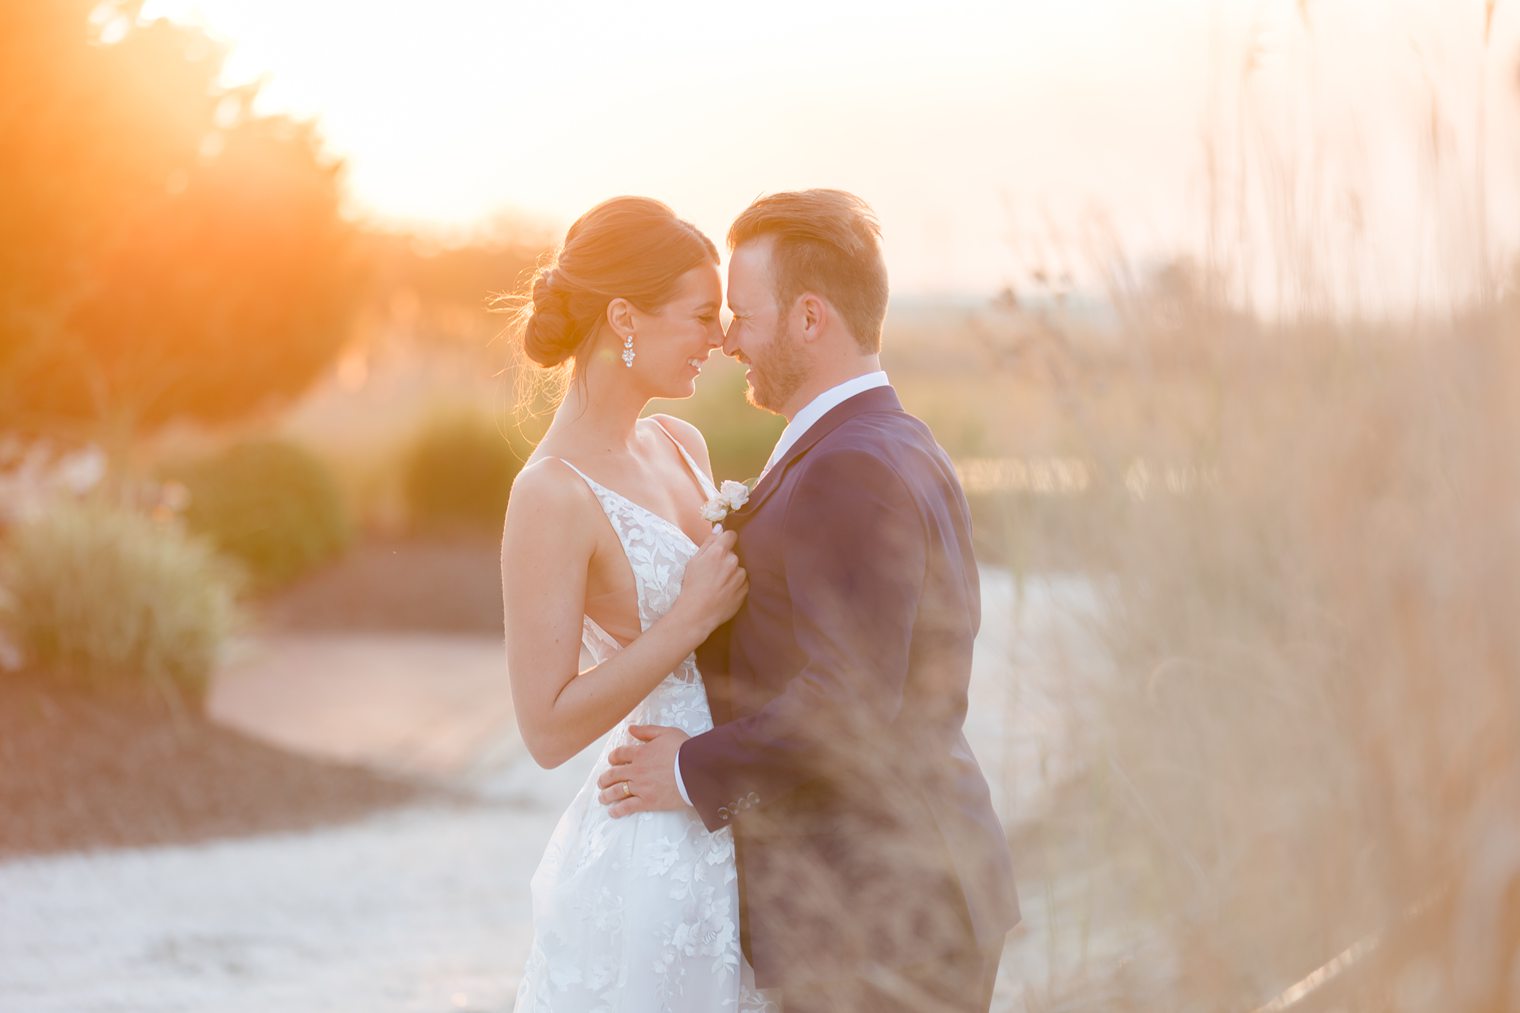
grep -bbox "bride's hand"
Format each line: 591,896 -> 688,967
672,529 -> 747,639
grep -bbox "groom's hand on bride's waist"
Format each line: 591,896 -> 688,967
597,725 -> 691,817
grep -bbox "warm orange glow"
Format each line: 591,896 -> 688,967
141,0 -> 1520,305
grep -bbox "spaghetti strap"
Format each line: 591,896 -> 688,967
545,455 -> 624,522
648,417 -> 719,498
547,456 -> 597,488
544,454 -> 702,550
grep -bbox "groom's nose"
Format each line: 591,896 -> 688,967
721,326 -> 741,359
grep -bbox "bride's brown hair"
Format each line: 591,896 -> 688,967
503,197 -> 719,371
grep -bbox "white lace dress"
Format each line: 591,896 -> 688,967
514,446 -> 776,1013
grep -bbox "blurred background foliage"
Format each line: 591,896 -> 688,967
170,439 -> 351,592
0,1 -> 357,442
400,411 -> 528,537
0,499 -> 236,704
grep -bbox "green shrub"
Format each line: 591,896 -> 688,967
174,439 -> 351,591
402,412 -> 525,534
0,501 -> 237,701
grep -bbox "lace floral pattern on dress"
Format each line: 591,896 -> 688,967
514,441 -> 777,1012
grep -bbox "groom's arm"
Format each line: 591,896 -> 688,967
677,446 -> 927,833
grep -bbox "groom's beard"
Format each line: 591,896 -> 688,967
744,318 -> 809,414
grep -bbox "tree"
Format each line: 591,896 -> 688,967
0,1 -> 362,440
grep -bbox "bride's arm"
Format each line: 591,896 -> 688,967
501,462 -> 744,769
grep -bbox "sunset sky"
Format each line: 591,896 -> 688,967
140,0 -> 1518,306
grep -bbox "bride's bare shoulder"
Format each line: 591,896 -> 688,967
646,413 -> 713,478
504,456 -> 598,531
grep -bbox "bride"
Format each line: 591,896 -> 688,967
501,197 -> 771,1011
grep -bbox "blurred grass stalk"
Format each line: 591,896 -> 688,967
993,8 -> 1520,1010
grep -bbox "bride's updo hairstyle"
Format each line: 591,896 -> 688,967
514,197 -> 719,370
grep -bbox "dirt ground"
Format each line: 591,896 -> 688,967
257,536 -> 503,635
0,670 -> 443,859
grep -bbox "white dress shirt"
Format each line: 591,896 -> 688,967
673,370 -> 892,805
758,370 -> 891,480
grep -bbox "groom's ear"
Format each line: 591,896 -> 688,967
799,293 -> 828,344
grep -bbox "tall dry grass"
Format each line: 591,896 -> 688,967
1016,300 -> 1519,1011
989,7 -> 1520,1008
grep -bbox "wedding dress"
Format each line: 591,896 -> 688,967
514,425 -> 775,1012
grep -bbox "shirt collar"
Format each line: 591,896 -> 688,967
762,371 -> 891,476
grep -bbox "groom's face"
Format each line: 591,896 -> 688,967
724,238 -> 809,416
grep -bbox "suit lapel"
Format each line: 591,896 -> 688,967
728,386 -> 903,525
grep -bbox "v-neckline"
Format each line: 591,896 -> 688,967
577,474 -> 702,550
553,417 -> 715,549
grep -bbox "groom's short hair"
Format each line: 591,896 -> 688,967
728,189 -> 889,353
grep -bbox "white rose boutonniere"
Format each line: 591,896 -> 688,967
701,480 -> 751,531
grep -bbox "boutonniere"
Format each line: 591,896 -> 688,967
701,480 -> 752,531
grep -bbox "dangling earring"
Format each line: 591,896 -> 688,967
621,333 -> 636,368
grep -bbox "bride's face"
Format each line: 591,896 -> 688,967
629,265 -> 725,399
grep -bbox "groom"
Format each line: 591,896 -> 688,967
597,189 -> 1020,1010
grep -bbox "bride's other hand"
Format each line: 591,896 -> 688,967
670,528 -> 747,639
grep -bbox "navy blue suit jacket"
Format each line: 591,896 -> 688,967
681,386 -> 1020,989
